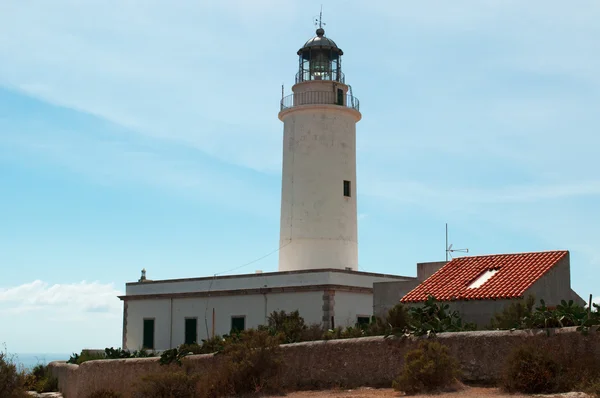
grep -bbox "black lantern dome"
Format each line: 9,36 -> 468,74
296,28 -> 344,84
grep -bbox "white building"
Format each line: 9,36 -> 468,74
119,25 -> 414,351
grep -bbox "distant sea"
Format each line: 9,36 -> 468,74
13,353 -> 71,370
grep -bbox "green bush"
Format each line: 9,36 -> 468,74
265,310 -> 307,343
392,340 -> 460,395
67,347 -> 155,365
386,303 -> 411,332
489,295 -> 535,329
19,364 -> 58,394
88,390 -> 123,398
133,372 -> 199,398
502,344 -> 562,394
0,348 -> 28,398
403,295 -> 476,337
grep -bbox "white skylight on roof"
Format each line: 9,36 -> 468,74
468,269 -> 499,289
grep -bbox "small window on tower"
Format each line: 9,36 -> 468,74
343,180 -> 351,197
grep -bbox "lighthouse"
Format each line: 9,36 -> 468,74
278,25 -> 361,272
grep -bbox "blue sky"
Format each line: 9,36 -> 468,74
1,0 -> 599,354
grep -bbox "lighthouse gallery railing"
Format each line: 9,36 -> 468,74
280,91 -> 360,112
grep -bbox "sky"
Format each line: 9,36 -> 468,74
0,0 -> 599,354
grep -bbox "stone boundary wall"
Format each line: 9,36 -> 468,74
49,327 -> 600,398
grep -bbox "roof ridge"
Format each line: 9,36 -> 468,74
449,249 -> 568,261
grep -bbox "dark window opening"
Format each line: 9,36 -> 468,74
184,318 -> 197,345
231,316 -> 246,333
357,316 -> 370,327
343,180 -> 351,197
143,319 -> 155,350
336,88 -> 344,105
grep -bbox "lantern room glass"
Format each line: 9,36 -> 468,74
298,48 -> 343,83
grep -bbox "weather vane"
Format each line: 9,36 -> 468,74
314,5 -> 326,30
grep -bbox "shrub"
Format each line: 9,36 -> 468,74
502,344 -> 562,394
265,310 -> 307,343
392,340 -> 460,395
67,347 -> 155,365
584,378 -> 600,398
404,295 -> 476,337
386,303 -> 411,332
133,372 -> 199,398
218,329 -> 282,395
489,295 -> 535,329
88,390 -> 123,398
0,348 -> 27,398
20,364 -> 58,393
300,323 -> 326,342
196,329 -> 283,397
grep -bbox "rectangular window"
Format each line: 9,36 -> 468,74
184,318 -> 198,345
357,316 -> 370,327
336,88 -> 344,105
231,316 -> 246,333
343,180 -> 351,197
143,318 -> 155,350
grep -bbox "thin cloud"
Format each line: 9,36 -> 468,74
0,280 -> 122,316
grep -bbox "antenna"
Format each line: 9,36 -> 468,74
314,5 -> 326,30
281,84 -> 284,100
445,223 -> 469,261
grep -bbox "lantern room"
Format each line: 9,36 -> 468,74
296,28 -> 344,83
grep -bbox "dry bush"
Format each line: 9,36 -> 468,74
132,371 -> 199,398
0,350 -> 28,398
88,390 -> 124,398
503,337 -> 600,395
392,340 -> 461,395
196,329 -> 283,397
502,344 -> 562,394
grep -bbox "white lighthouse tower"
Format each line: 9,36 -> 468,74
278,23 -> 361,272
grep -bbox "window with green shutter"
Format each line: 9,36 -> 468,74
143,319 -> 155,350
231,316 -> 245,333
185,318 -> 197,345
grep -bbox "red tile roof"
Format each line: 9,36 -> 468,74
401,250 -> 568,303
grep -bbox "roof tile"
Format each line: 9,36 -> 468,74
401,250 -> 568,303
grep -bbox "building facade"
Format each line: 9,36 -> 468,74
120,269 -> 413,351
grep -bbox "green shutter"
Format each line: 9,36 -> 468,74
231,316 -> 245,333
143,319 -> 155,350
185,318 -> 197,345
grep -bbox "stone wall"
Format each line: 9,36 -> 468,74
49,327 -> 600,398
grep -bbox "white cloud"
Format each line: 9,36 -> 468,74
0,280 -> 124,353
0,280 -> 122,316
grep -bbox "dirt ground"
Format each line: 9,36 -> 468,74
273,386 -> 592,398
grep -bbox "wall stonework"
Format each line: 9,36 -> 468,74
49,327 -> 599,398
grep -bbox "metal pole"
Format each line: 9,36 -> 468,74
212,308 -> 215,339
445,223 -> 448,262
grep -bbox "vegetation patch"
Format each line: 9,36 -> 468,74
0,347 -> 27,398
68,347 -> 155,365
133,371 -> 199,398
88,389 -> 124,398
392,340 -> 461,395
